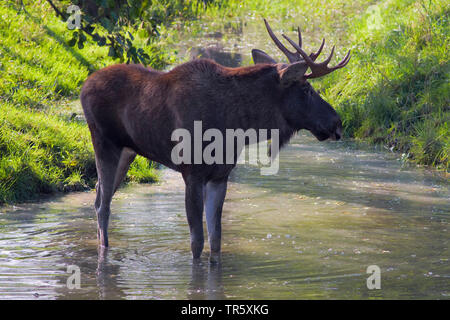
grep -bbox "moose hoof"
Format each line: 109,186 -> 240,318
209,252 -> 221,264
191,241 -> 204,260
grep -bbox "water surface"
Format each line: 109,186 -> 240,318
0,133 -> 448,299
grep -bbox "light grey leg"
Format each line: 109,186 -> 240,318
204,177 -> 228,263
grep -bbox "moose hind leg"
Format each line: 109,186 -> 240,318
96,147 -> 135,240
113,147 -> 136,193
204,178 -> 228,263
184,174 -> 205,260
93,136 -> 122,248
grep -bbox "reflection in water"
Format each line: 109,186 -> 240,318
189,261 -> 225,300
96,248 -> 122,300
0,134 -> 448,299
190,43 -> 243,67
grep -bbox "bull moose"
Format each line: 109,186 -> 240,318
80,19 -> 350,262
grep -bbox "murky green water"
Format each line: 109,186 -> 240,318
0,134 -> 448,299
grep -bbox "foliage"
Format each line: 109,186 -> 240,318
45,0 -> 208,65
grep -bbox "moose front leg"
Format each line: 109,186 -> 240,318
184,175 -> 205,260
205,177 -> 228,263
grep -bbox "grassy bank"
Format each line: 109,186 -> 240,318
0,1 -> 163,204
320,0 -> 449,170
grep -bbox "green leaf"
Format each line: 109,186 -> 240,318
79,32 -> 87,42
98,36 -> 106,46
108,46 -> 116,57
67,37 -> 77,47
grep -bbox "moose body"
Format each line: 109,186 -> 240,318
81,20 -> 349,262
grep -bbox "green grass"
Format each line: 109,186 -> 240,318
316,0 -> 449,170
0,1 -> 160,204
0,102 -> 95,202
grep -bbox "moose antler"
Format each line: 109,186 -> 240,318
282,34 -> 351,79
263,19 -> 324,63
263,19 -> 350,79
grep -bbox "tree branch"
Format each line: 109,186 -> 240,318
46,0 -> 68,20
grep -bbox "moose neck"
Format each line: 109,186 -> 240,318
220,63 -> 297,146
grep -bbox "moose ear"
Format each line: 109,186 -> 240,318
278,62 -> 308,87
252,49 -> 277,64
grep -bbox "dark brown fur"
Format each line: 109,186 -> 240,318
82,60 -> 297,178
81,58 -> 342,260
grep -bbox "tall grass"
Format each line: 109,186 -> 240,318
0,102 -> 95,202
318,0 -> 449,169
0,1 -> 160,204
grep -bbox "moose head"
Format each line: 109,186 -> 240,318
252,19 -> 350,141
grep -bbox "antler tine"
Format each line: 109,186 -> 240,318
263,19 -> 299,63
262,19 -> 351,76
282,33 -> 351,79
331,50 -> 351,70
323,49 -> 351,73
305,48 -> 351,78
323,45 -> 335,65
283,31 -> 325,62
281,34 -> 315,64
297,26 -> 302,48
310,38 -> 325,62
